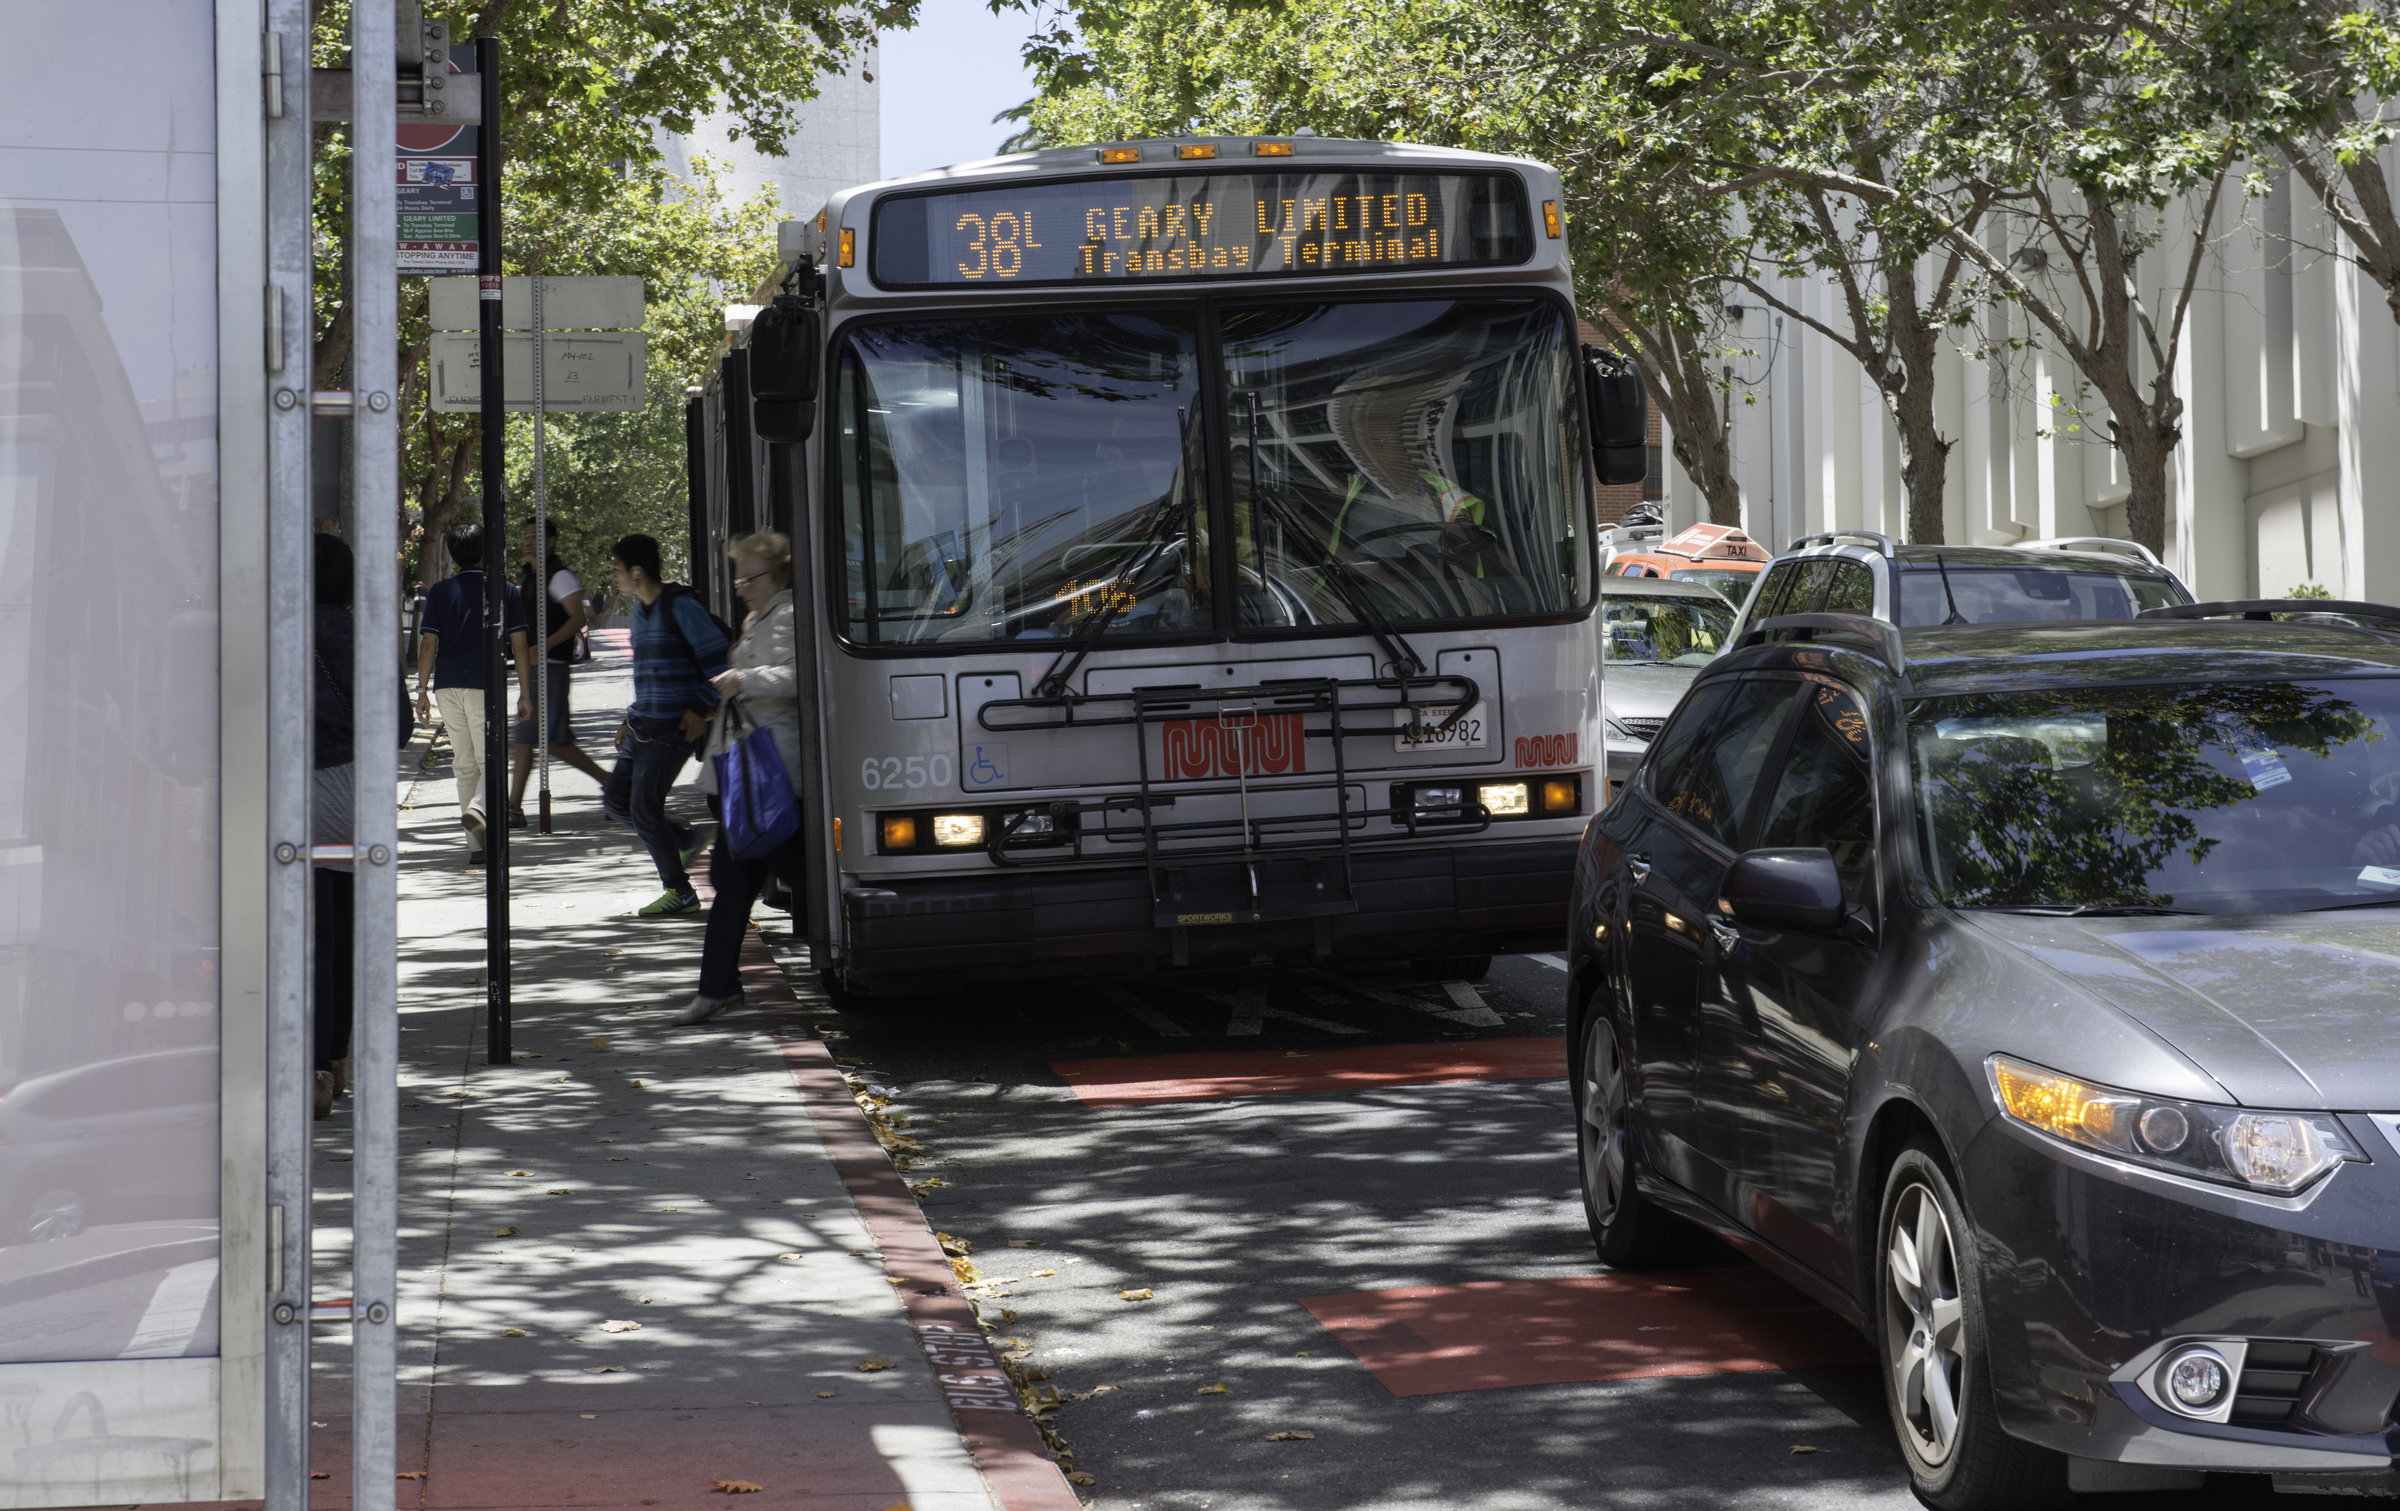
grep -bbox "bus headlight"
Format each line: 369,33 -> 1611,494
1413,786 -> 1464,814
931,814 -> 986,847
1478,782 -> 1530,816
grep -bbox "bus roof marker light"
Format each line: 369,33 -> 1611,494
1253,141 -> 1294,157
1542,200 -> 1562,239
839,228 -> 855,267
1177,144 -> 1218,160
1098,146 -> 1142,164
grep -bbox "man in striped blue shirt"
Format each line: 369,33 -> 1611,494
603,534 -> 730,915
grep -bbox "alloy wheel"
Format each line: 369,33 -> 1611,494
1883,1179 -> 1968,1466
1578,1021 -> 1632,1226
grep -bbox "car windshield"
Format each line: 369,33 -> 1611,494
1672,567 -> 1760,606
1912,681 -> 2400,913
832,312 -> 1208,645
1222,298 -> 1590,628
1896,564 -> 2185,626
1601,594 -> 1735,665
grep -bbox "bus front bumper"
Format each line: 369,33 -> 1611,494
837,839 -> 1575,993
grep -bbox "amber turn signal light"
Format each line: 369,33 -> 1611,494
880,814 -> 918,851
1253,141 -> 1294,157
1541,779 -> 1577,814
838,227 -> 855,267
1542,199 -> 1562,239
1098,146 -> 1142,164
1177,143 -> 1219,160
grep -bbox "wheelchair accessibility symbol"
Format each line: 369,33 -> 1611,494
965,742 -> 1009,789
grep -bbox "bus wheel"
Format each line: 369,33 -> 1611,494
1408,956 -> 1491,982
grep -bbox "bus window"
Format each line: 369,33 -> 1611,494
1219,299 -> 1591,628
832,313 -> 1207,645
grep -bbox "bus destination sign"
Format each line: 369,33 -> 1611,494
871,171 -> 1530,288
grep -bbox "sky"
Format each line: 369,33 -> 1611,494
878,0 -> 1043,180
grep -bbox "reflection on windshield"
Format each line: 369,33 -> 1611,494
1913,682 -> 2400,912
1896,566 -> 2184,626
1674,568 -> 1759,606
833,314 -> 1206,644
1223,300 -> 1588,628
1602,595 -> 1733,664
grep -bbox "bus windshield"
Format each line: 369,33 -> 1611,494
1225,299 -> 1589,628
834,312 -> 1208,646
830,298 -> 1590,647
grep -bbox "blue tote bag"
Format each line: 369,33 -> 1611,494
713,700 -> 800,860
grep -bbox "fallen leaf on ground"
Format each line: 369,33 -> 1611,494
579,1414 -> 596,1419
1267,1430 -> 1315,1441
1119,1289 -> 1154,1301
592,1036 -> 613,1049
1294,1351 -> 1313,1357
908,1177 -> 947,1193
1006,1239 -> 1035,1247
600,1320 -> 641,1333
707,1480 -> 763,1493
548,1188 -> 572,1195
397,1471 -> 426,1480
833,1057 -> 865,1066
502,1329 -> 527,1337
491,1227 -> 519,1237
1066,1385 -> 1118,1401
630,1080 -> 646,1088
1067,1471 -> 1097,1486
583,1366 -> 624,1374
1029,1268 -> 1057,1278
935,1232 -> 971,1256
1789,1445 -> 1822,1455
1000,1309 -> 1019,1322
857,1355 -> 894,1372
506,1170 -> 530,1177
776,1252 -> 804,1262
816,1390 -> 838,1398
1196,1383 -> 1228,1395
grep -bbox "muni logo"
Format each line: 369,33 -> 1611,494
1515,733 -> 1578,769
1162,714 -> 1307,780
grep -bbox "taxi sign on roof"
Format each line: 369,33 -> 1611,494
1658,524 -> 1769,562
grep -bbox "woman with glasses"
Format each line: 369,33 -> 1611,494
676,532 -> 805,1024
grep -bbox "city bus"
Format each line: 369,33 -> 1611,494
689,136 -> 1636,997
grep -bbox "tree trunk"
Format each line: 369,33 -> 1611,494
1611,302 -> 1744,526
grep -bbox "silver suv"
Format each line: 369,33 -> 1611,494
1725,531 -> 2192,642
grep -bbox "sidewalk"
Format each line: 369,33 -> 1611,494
195,638 -> 1075,1511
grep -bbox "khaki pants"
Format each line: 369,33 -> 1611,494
435,687 -> 488,819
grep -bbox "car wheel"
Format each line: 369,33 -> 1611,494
1577,1012 -> 1705,1267
23,1183 -> 89,1243
1408,956 -> 1491,982
1877,1141 -> 2070,1510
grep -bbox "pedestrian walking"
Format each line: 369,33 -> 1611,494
676,531 -> 805,1024
603,533 -> 729,915
413,523 -> 534,866
508,516 -> 609,822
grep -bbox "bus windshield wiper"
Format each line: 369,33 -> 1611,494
1033,406 -> 1198,700
1243,393 -> 1426,679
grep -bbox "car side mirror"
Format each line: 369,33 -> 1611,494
1723,847 -> 1844,933
748,295 -> 820,403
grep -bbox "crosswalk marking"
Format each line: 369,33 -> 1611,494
1528,953 -> 1570,972
1299,968 -> 1505,1029
1101,985 -> 1192,1037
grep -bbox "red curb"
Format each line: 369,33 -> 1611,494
1051,1037 -> 1568,1107
738,928 -> 1085,1511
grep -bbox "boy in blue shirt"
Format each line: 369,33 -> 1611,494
604,534 -> 729,914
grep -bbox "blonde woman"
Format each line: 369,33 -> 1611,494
676,530 -> 804,1024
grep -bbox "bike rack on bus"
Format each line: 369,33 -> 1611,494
976,671 -> 1488,957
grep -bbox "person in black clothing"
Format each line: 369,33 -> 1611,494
508,517 -> 607,823
312,535 -> 358,1120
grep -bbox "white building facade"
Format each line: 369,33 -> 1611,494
1658,174 -> 2400,603
657,48 -> 881,220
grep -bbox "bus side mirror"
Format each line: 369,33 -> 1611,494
749,296 -> 820,404
1584,347 -> 1647,487
755,399 -> 815,444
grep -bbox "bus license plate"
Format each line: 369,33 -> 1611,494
1394,706 -> 1485,752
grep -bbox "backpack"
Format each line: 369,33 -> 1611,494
654,584 -> 738,674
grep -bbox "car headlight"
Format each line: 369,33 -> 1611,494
1988,1055 -> 2360,1195
1606,716 -> 1637,741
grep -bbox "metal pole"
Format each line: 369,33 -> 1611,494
262,4 -> 316,1505
477,37 -> 512,1063
534,274 -> 550,832
349,3 -> 400,1506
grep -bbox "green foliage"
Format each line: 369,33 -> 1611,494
2288,581 -> 2336,599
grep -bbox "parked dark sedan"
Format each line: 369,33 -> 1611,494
1569,603 -> 2400,1507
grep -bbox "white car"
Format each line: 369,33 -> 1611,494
1598,575 -> 1737,795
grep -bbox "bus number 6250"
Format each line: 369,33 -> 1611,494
861,754 -> 955,791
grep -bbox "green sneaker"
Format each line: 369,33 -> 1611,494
635,888 -> 701,917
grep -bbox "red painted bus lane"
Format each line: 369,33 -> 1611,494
1302,1269 -> 1873,1398
1051,1037 -> 1567,1107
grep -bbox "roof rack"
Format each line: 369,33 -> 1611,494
1734,611 -> 1911,692
1786,529 -> 1898,558
2018,535 -> 2166,569
2140,599 -> 2400,630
